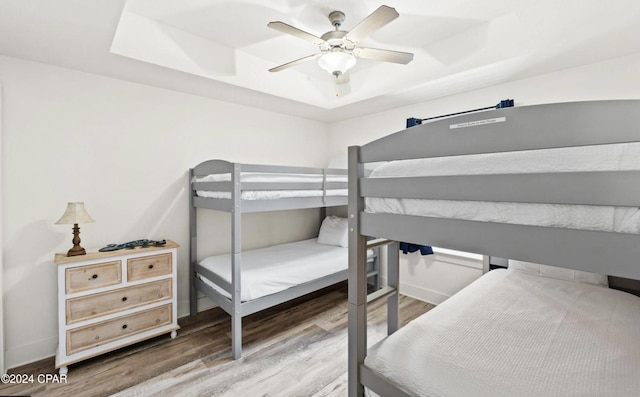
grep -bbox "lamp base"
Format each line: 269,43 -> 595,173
67,223 -> 87,256
67,245 -> 87,257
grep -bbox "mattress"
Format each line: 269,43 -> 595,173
193,172 -> 347,183
193,172 -> 348,200
364,268 -> 640,397
366,143 -> 640,233
196,189 -> 348,200
197,239 -> 371,301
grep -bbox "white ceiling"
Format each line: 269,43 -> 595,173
1,0 -> 640,122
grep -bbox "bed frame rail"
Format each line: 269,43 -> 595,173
362,213 -> 640,280
362,171 -> 640,206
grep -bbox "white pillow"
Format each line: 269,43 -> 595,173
317,216 -> 348,247
508,259 -> 609,287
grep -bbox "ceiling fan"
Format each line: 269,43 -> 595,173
267,5 -> 414,85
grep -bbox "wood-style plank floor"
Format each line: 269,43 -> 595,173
2,283 -> 434,397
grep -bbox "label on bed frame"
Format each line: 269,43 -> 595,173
449,116 -> 506,129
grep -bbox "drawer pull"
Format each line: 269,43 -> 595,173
121,297 -> 128,302
148,264 -> 154,269
122,324 -> 128,329
92,274 -> 98,279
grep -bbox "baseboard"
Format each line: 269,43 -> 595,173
381,250 -> 483,306
400,281 -> 450,305
177,295 -> 219,320
196,296 -> 218,313
380,276 -> 449,305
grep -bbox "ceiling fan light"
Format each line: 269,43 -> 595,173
318,52 -> 356,76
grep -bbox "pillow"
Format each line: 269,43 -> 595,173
317,216 -> 348,247
508,259 -> 608,287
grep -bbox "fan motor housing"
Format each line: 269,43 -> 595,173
321,30 -> 348,46
328,10 -> 345,28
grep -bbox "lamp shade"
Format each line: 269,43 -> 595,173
318,51 -> 356,76
55,202 -> 95,225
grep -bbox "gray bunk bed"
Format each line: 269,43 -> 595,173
189,160 -> 377,359
347,100 -> 640,396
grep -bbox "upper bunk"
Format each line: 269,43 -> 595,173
190,160 -> 348,213
348,99 -> 640,281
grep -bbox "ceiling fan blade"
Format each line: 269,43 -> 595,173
267,21 -> 326,45
269,53 -> 322,72
354,47 -> 414,64
345,5 -> 399,44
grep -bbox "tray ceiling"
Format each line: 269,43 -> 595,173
2,0 -> 640,121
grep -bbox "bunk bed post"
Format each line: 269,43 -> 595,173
189,168 -> 198,317
231,163 -> 243,359
482,255 -> 490,274
387,242 -> 400,334
348,146 -> 368,397
322,168 -> 327,205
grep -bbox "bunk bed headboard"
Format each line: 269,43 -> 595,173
359,100 -> 640,162
349,100 -> 640,281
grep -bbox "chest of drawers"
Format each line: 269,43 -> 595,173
54,241 -> 180,375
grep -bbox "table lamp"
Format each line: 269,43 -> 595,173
55,202 -> 95,256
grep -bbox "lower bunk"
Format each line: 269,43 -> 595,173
362,265 -> 640,397
193,233 -> 377,358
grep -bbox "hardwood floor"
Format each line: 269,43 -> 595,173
2,283 -> 434,397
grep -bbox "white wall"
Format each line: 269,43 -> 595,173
328,52 -> 640,304
0,56 -> 330,369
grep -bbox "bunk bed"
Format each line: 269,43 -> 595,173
347,100 -> 640,397
189,160 -> 377,359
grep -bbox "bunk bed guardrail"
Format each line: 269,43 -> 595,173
191,160 -> 349,213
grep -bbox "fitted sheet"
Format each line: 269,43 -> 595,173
194,172 -> 348,200
196,189 -> 348,200
197,239 -> 371,301
364,269 -> 640,397
193,172 -> 347,183
366,143 -> 640,233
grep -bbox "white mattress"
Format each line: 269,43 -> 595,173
196,189 -> 348,200
366,143 -> 640,233
193,172 -> 348,200
364,269 -> 640,397
193,172 -> 347,183
197,239 -> 359,301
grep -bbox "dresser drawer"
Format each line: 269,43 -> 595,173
66,304 -> 172,355
127,253 -> 172,281
65,279 -> 172,325
66,261 -> 122,294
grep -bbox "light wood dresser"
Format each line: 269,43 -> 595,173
54,241 -> 180,375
